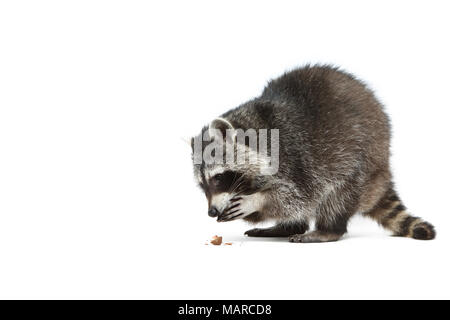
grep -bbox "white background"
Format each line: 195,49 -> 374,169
1,0 -> 449,299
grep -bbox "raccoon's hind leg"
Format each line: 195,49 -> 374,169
363,185 -> 436,240
245,221 -> 309,237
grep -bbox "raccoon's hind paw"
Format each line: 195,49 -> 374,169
288,231 -> 343,243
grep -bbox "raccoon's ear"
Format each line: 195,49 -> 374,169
180,136 -> 194,151
209,118 -> 235,141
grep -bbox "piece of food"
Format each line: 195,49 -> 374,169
224,242 -> 232,245
210,235 -> 222,245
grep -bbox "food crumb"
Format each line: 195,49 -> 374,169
210,235 -> 222,245
224,242 -> 232,245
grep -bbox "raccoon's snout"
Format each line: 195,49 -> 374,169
208,206 -> 220,217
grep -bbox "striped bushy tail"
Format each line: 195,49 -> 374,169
364,186 -> 435,240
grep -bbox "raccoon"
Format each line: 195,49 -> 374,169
191,65 -> 435,242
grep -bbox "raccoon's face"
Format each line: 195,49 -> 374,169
193,165 -> 266,222
191,118 -> 268,222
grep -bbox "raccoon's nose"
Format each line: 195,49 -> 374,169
208,207 -> 220,217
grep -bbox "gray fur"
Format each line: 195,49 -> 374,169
191,65 -> 435,242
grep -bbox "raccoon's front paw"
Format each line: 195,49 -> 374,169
288,234 -> 309,243
288,231 -> 342,243
289,233 -> 323,243
245,228 -> 270,237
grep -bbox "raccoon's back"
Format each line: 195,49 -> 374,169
262,65 -> 391,180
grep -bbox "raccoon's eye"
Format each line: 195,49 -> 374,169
212,174 -> 224,182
